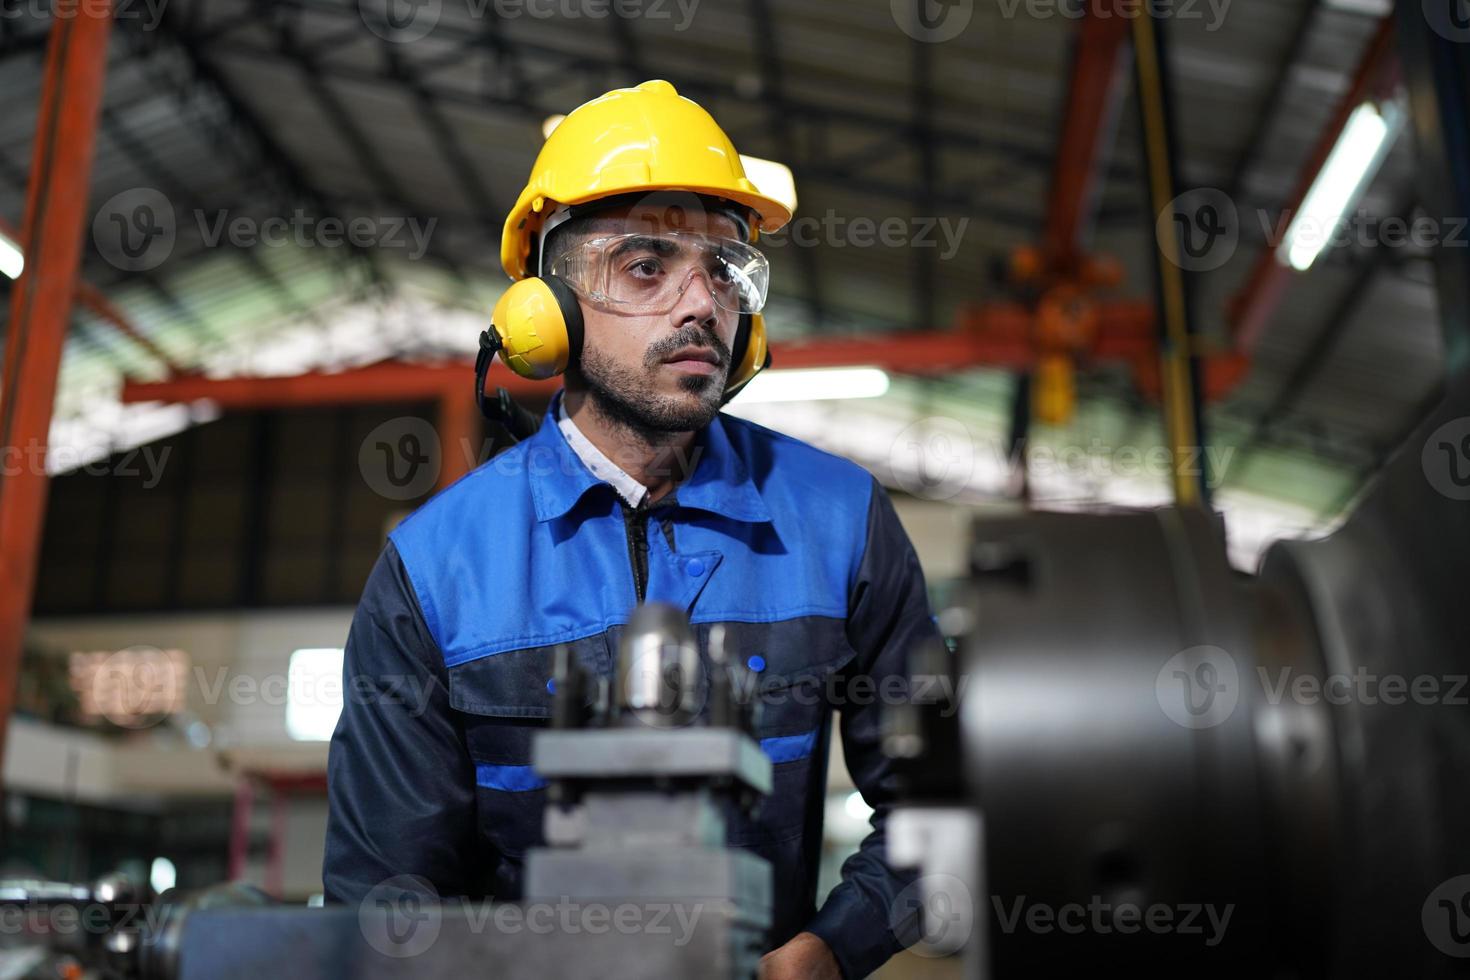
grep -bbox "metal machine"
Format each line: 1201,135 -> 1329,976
885,4 -> 1470,976
888,395 -> 1470,976
0,604 -> 772,980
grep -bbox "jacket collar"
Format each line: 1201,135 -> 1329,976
528,389 -> 772,525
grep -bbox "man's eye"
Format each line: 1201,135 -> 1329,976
627,258 -> 663,277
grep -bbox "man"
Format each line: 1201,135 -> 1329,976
325,80 -> 941,979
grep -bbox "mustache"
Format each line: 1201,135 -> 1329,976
644,328 -> 731,368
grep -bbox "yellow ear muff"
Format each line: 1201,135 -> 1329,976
489,277 -> 584,380
720,312 -> 770,405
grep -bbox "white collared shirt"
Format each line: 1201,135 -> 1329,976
556,393 -> 648,509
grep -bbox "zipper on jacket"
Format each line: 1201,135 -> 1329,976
621,501 -> 650,603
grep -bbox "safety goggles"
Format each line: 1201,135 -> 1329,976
547,232 -> 770,317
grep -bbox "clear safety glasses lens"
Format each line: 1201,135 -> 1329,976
549,233 -> 769,316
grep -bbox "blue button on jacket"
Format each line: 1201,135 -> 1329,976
324,390 -> 940,978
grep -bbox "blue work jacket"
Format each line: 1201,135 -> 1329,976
324,390 -> 938,978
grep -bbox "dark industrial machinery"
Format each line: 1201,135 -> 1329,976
889,381 -> 1470,976
886,4 -> 1470,975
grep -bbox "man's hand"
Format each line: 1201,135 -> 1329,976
758,930 -> 841,980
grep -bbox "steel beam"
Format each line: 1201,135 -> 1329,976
74,281 -> 187,375
97,104 -> 315,326
1133,6 -> 1208,506
0,0 -> 113,762
1043,0 -> 1133,267
194,0 -> 1142,213
1223,0 -> 1324,203
436,390 -> 480,490
115,309 -> 1187,402
116,7 -> 388,294
1228,17 -> 1398,352
747,0 -> 826,328
258,0 -> 470,290
911,32 -> 939,330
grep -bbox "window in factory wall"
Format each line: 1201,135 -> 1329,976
286,648 -> 345,741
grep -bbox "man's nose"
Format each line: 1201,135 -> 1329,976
670,268 -> 718,328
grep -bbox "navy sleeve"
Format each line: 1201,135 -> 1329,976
323,541 -> 485,903
805,478 -> 938,978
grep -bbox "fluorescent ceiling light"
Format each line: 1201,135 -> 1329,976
1324,0 -> 1390,13
739,155 -> 798,216
1280,100 -> 1402,272
731,367 -> 890,404
0,228 -> 23,280
542,114 -> 565,139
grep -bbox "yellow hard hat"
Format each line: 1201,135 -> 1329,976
499,79 -> 794,280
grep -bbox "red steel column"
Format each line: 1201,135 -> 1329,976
0,0 -> 114,760
1043,0 -> 1134,268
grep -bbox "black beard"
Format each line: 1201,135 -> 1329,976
574,328 -> 731,442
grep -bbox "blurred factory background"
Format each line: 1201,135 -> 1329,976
0,0 -> 1448,975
